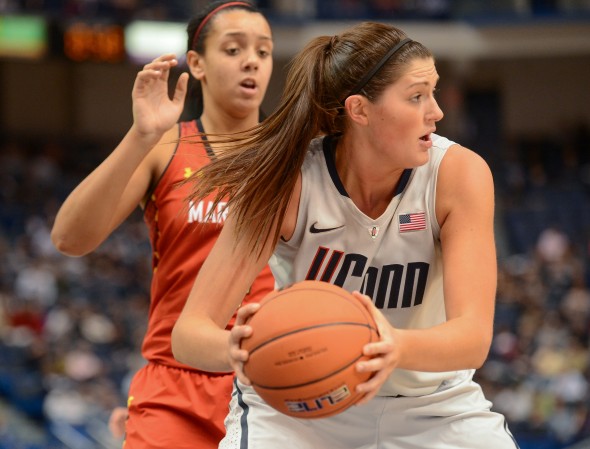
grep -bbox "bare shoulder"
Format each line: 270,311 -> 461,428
439,143 -> 493,192
136,124 -> 181,207
143,124 -> 182,178
436,143 -> 495,224
441,143 -> 491,176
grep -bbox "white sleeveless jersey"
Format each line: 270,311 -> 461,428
270,133 -> 474,397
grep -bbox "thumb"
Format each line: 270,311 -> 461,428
172,72 -> 189,105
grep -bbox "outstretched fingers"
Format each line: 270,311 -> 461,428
135,54 -> 180,90
143,54 -> 179,77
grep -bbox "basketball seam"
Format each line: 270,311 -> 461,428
261,286 -> 376,326
247,321 -> 376,354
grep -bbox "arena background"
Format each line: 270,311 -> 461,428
1,1 -> 590,448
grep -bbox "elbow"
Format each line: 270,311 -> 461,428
472,350 -> 489,370
171,321 -> 197,368
51,228 -> 93,257
472,331 -> 493,369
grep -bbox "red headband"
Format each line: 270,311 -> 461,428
192,2 -> 253,50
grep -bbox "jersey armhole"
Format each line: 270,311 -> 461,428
142,124 -> 183,210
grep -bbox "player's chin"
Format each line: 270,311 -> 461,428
412,150 -> 431,167
236,91 -> 262,105
232,99 -> 262,118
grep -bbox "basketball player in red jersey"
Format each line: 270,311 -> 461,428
50,2 -> 275,448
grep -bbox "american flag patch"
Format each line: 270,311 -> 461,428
399,212 -> 426,232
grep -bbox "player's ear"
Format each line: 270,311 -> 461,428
187,50 -> 205,81
344,94 -> 369,126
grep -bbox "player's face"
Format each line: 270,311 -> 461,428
366,57 -> 443,168
193,10 -> 273,118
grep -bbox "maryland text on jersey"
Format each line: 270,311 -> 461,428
187,200 -> 228,224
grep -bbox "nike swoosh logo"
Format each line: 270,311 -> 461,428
309,223 -> 345,234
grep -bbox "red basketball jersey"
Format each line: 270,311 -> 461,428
142,120 -> 275,369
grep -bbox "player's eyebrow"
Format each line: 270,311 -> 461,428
223,31 -> 273,42
406,77 -> 439,89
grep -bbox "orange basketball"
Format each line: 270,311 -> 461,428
240,280 -> 379,419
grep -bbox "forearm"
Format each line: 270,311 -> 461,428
170,223 -> 274,373
171,315 -> 234,372
51,126 -> 159,255
395,317 -> 492,372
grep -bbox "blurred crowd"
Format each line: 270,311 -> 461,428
1,122 -> 590,449
0,0 -> 588,22
0,137 -> 152,448
476,123 -> 590,449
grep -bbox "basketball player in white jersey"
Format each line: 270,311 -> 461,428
172,21 -> 520,449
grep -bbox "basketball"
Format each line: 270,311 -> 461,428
240,280 -> 379,419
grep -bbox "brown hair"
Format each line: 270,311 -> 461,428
186,22 -> 432,254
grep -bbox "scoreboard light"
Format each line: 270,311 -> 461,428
64,22 -> 125,63
0,15 -> 47,59
125,20 -> 187,64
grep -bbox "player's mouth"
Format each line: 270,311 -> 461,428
240,78 -> 257,93
419,132 -> 434,148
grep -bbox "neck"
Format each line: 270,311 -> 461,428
335,135 -> 405,219
199,108 -> 259,136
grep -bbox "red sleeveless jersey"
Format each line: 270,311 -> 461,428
142,120 -> 275,369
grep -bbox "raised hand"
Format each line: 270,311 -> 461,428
131,54 -> 189,142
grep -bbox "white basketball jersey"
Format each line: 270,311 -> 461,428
270,133 -> 473,397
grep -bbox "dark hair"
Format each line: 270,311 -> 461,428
187,22 -> 433,253
182,1 -> 263,120
187,1 -> 259,53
